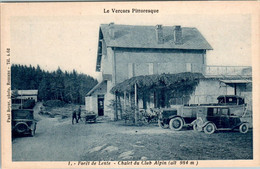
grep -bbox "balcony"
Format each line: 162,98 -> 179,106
204,65 -> 251,77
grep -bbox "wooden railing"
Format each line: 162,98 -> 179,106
204,65 -> 251,77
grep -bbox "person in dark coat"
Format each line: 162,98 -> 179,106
77,106 -> 82,122
72,109 -> 78,124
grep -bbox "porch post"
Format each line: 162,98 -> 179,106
118,95 -> 123,119
129,92 -> 131,107
142,91 -> 146,109
115,92 -> 118,121
124,91 -> 126,112
234,83 -> 237,95
134,83 -> 138,125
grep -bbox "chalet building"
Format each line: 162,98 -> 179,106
12,90 -> 38,103
85,23 -> 252,120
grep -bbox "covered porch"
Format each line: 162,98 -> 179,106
110,72 -> 205,124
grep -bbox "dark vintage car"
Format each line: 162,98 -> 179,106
158,107 -> 197,131
192,104 -> 248,134
158,95 -> 248,131
84,112 -> 97,123
12,109 -> 37,136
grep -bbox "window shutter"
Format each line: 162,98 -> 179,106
186,63 -> 192,72
148,63 -> 154,75
128,63 -> 134,78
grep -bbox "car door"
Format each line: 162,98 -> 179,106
207,107 -> 221,127
219,108 -> 230,128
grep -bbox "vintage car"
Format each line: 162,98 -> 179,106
84,111 -> 97,123
158,95 -> 248,131
158,106 -> 197,130
12,109 -> 37,136
192,104 -> 248,134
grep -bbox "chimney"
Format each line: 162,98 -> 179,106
155,24 -> 164,44
108,22 -> 115,39
174,25 -> 182,44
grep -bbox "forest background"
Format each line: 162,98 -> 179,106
11,64 -> 98,104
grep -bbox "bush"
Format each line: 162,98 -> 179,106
43,100 -> 66,108
22,99 -> 36,109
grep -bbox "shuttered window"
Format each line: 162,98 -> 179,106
128,63 -> 134,78
148,63 -> 154,75
186,63 -> 192,72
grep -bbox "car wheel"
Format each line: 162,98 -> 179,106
158,120 -> 169,129
239,123 -> 249,134
169,117 -> 184,131
15,123 -> 28,133
203,123 -> 215,134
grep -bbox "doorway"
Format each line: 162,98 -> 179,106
97,95 -> 104,116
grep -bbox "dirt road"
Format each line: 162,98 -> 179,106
12,105 -> 253,161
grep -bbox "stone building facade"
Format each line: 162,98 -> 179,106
85,23 -> 252,119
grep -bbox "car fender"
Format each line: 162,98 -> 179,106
192,118 -> 204,127
233,121 -> 249,129
201,121 -> 217,130
191,119 -> 198,126
29,122 -> 37,131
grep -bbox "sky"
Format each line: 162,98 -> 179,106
10,14 -> 251,79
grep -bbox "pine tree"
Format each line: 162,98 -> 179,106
11,64 -> 98,103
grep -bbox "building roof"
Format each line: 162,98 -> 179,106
86,80 -> 107,96
220,79 -> 252,84
13,90 -> 38,96
110,72 -> 204,94
100,24 -> 213,50
96,23 -> 213,71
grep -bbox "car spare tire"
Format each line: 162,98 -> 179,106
239,123 -> 249,134
15,123 -> 28,133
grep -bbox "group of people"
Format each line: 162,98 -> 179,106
72,106 -> 82,124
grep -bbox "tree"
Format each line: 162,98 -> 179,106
11,64 -> 98,104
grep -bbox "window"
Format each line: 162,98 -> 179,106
208,108 -> 219,116
186,63 -> 192,72
221,108 -> 229,116
207,108 -> 214,116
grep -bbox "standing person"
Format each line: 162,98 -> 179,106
77,106 -> 82,122
72,109 -> 78,125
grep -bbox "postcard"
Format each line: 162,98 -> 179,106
1,2 -> 260,169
